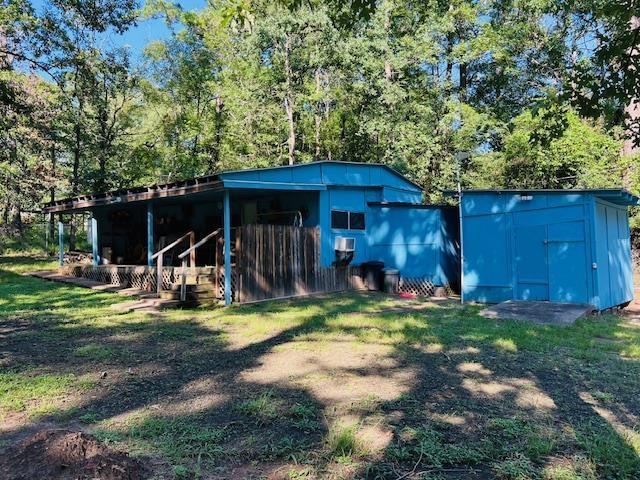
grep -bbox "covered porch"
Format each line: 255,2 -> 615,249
45,175 -> 352,305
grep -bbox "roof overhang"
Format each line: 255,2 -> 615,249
444,189 -> 640,207
43,161 -> 422,214
43,176 -> 223,214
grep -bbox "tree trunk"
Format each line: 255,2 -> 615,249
622,16 -> 640,157
70,110 -> 82,250
314,70 -> 322,161
49,142 -> 56,242
283,34 -> 296,165
96,76 -> 109,193
210,95 -> 224,173
459,63 -> 467,102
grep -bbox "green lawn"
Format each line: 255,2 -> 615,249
1,255 -> 639,479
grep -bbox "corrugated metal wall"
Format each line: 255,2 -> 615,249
461,192 -> 634,310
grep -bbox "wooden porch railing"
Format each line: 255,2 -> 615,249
176,228 -> 223,301
151,231 -> 195,294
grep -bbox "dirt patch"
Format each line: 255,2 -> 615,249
0,429 -> 148,480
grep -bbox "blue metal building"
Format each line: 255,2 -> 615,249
45,161 -> 460,303
458,189 -> 638,310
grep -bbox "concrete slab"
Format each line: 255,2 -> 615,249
480,300 -> 594,326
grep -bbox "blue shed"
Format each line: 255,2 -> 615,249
458,189 -> 639,310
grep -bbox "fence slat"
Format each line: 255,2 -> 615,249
235,224 -> 362,303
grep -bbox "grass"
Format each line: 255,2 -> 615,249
326,423 -> 365,458
74,343 -> 116,361
1,254 -> 639,478
493,453 -> 537,480
0,371 -> 75,414
237,390 -> 281,424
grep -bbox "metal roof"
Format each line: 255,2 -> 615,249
445,188 -> 639,206
43,161 -> 423,214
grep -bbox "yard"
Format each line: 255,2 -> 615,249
1,255 -> 640,480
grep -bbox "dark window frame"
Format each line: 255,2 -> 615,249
330,209 -> 365,230
349,211 -> 365,230
331,210 -> 349,229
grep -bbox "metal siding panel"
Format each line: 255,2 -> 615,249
382,187 -> 423,203
462,194 -> 506,216
367,206 -> 442,279
548,221 -> 585,242
369,166 -> 383,185
511,194 -> 548,211
329,189 -> 366,211
548,241 -> 589,303
321,163 -> 347,184
365,188 -> 382,202
291,164 -> 323,183
512,204 -> 585,227
584,198 -> 598,308
594,204 -> 612,309
606,207 -> 624,307
547,193 -> 585,207
514,224 -> 549,300
257,168 -> 293,182
344,164 -> 370,186
618,209 -> 635,303
462,213 -> 512,301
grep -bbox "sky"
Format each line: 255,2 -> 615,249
116,0 -> 207,59
32,0 -> 207,63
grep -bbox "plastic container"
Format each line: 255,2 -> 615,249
361,261 -> 384,291
383,268 -> 400,294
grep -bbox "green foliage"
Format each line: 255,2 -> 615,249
493,453 -> 537,480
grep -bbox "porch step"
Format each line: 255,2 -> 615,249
180,274 -> 217,285
166,283 -> 217,293
110,297 -> 185,313
159,289 -> 218,302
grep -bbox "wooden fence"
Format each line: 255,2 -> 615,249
235,224 -> 364,303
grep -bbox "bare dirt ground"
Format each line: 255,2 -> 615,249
0,429 -> 147,480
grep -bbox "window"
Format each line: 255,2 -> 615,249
349,212 -> 365,230
331,210 -> 365,230
331,210 -> 349,229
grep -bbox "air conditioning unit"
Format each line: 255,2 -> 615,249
334,236 -> 355,265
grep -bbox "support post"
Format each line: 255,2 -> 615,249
180,257 -> 187,302
157,255 -> 163,295
223,190 -> 232,306
91,216 -> 99,266
189,231 -> 196,268
58,221 -> 64,266
147,202 -> 154,267
318,190 -> 332,267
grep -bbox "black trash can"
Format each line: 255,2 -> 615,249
383,268 -> 400,294
361,261 -> 384,291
